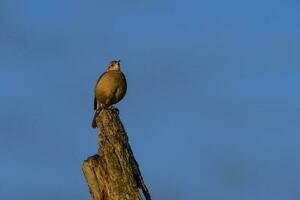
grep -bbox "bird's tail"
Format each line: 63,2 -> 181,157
92,110 -> 101,128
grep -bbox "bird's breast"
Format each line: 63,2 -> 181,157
95,71 -> 127,105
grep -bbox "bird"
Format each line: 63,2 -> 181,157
92,60 -> 127,128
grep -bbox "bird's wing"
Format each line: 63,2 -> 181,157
95,71 -> 107,87
93,71 -> 107,110
121,72 -> 127,93
94,97 -> 97,110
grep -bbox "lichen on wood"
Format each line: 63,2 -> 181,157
82,108 -> 151,200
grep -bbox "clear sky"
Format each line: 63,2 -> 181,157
1,0 -> 300,199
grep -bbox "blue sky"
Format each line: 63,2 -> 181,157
1,0 -> 300,199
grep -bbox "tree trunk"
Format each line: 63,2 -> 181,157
82,108 -> 151,200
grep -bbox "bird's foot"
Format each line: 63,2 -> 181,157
99,103 -> 106,110
109,105 -> 119,115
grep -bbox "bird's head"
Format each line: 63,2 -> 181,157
106,60 -> 121,71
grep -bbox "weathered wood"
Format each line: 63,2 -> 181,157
82,108 -> 151,200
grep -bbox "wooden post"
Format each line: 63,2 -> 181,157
82,108 -> 151,200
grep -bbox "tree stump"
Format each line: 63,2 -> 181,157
82,108 -> 151,200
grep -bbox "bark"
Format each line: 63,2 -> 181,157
82,108 -> 151,200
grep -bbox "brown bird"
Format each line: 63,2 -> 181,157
92,60 -> 127,128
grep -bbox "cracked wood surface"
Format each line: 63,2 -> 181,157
82,108 -> 151,200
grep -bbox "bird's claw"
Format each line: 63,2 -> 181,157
109,105 -> 119,115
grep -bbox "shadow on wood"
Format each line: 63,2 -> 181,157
82,108 -> 151,200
